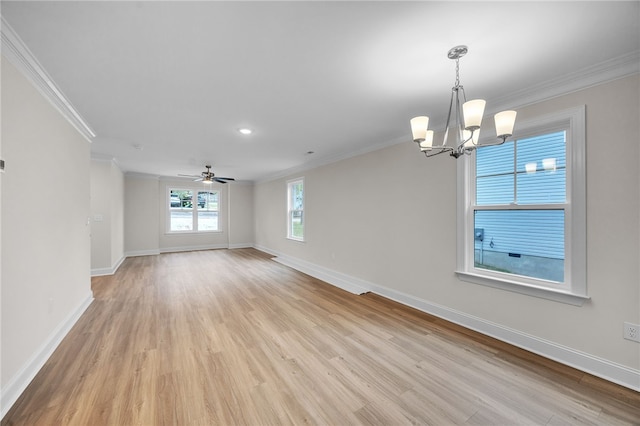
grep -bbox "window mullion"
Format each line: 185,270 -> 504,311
475,203 -> 567,211
193,201 -> 198,231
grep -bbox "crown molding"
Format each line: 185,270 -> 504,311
1,17 -> 96,142
489,49 -> 640,115
256,133 -> 408,184
257,51 -> 640,184
90,154 -> 124,173
125,171 -> 160,181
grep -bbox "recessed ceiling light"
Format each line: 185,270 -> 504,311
238,128 -> 252,135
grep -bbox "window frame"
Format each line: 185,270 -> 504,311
456,105 -> 588,306
166,186 -> 221,234
287,178 -> 305,242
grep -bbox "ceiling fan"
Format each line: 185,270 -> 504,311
178,165 -> 235,184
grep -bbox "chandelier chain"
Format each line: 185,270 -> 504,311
455,58 -> 460,88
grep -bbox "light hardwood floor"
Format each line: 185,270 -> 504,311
3,248 -> 639,425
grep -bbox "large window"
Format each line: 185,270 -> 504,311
457,106 -> 587,305
287,178 -> 304,241
168,188 -> 219,232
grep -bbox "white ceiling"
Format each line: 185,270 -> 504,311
2,1 -> 639,182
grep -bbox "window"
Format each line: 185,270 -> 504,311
456,106 -> 587,305
287,178 -> 304,241
168,188 -> 219,232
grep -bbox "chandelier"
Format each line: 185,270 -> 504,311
410,45 -> 517,158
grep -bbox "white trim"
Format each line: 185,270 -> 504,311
367,282 -> 639,392
253,245 -> 372,295
491,50 -> 640,114
455,270 -> 589,306
1,17 -> 96,142
273,253 -> 371,295
90,254 -> 125,277
159,244 -> 228,254
253,244 -> 278,257
124,245 -> 236,258
125,172 -> 160,181
228,243 -> 254,249
90,155 -> 123,173
252,246 -> 639,392
258,134 -> 408,184
124,248 -> 161,257
257,54 -> 638,185
286,178 -> 305,241
457,106 -> 587,303
0,292 -> 94,419
166,186 -> 221,234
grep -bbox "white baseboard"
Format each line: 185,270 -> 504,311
228,243 -> 254,249
255,247 -> 640,392
367,283 -> 640,393
160,243 -> 228,254
124,248 -> 161,258
253,244 -> 277,257
272,253 -> 371,295
90,254 -> 125,277
1,292 -> 94,419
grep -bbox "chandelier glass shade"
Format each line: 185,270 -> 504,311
410,45 -> 517,158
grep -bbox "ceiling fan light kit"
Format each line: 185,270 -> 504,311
178,165 -> 235,184
410,45 -> 517,159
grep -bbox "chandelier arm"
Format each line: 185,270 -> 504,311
460,129 -> 476,148
442,87 -> 457,147
477,137 -> 509,149
422,147 -> 454,158
454,86 -> 466,153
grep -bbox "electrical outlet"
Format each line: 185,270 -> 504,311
623,322 -> 640,342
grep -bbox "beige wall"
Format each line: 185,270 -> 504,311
90,159 -> 124,273
110,161 -> 124,267
90,160 -> 111,269
254,76 -> 640,377
124,174 -> 160,255
229,182 -> 255,248
1,57 -> 93,391
124,175 -> 254,255
158,178 -> 230,251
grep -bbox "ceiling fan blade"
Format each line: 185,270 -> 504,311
193,178 -> 204,182
213,178 -> 230,184
215,177 -> 235,181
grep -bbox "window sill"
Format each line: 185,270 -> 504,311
455,270 -> 590,306
165,230 -> 222,235
286,237 -> 305,243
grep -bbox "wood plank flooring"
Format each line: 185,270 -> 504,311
3,248 -> 639,425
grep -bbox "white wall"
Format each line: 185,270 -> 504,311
90,159 -> 124,274
254,75 -> 640,389
1,57 -> 93,410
